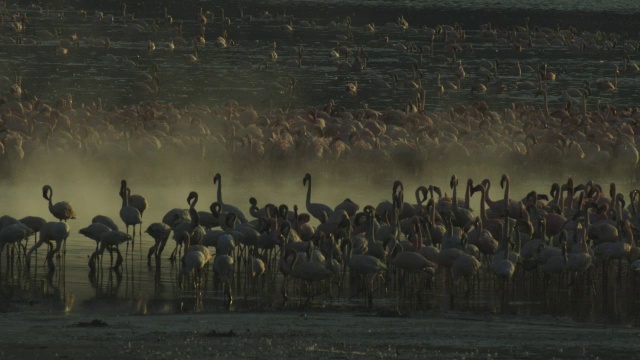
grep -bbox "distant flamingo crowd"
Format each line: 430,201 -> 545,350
0,96 -> 638,182
0,3 -> 639,182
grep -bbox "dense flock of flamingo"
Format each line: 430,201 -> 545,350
0,3 -> 639,313
0,3 -> 639,181
1,172 -> 640,311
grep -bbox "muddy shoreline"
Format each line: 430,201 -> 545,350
0,308 -> 638,359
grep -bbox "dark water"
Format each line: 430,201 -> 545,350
2,0 -> 640,113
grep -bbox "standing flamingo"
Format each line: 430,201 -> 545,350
89,230 -> 133,270
214,173 -> 249,223
302,173 -> 333,223
42,185 -> 76,222
25,221 -> 70,271
342,234 -> 388,308
126,186 -> 148,218
0,222 -> 34,266
491,212 -> 516,311
79,223 -> 112,252
18,216 -> 46,250
214,253 -> 235,306
145,222 -> 172,266
119,180 -> 142,244
170,191 -> 206,261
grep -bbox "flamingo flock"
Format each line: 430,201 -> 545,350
0,3 -> 639,316
0,3 -> 640,184
0,173 -> 639,313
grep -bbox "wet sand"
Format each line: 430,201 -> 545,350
0,309 -> 638,359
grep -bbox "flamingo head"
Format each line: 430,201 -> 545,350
42,185 -> 52,200
278,204 -> 289,219
471,184 -> 484,195
392,180 -> 404,195
210,202 -> 221,216
500,174 -> 509,189
431,186 -> 442,199
187,191 -> 198,205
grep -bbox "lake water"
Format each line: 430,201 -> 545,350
2,0 -> 640,112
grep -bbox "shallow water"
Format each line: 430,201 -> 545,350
2,0 -> 640,113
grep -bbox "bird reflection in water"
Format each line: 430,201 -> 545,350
89,265 -> 124,300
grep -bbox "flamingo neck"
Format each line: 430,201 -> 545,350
503,237 -> 510,259
47,189 -> 54,209
365,214 -> 374,245
503,178 -> 510,208
558,187 -> 565,216
216,178 -> 223,205
479,188 -> 489,224
415,221 -> 423,249
305,178 -> 312,208
452,181 -> 458,209
423,221 -> 433,246
121,187 -> 129,207
464,182 -> 471,209
249,204 -> 259,218
483,181 -> 499,210
190,198 -> 199,228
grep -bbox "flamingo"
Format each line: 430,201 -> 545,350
89,230 -> 132,270
213,173 -> 249,223
451,251 -> 482,304
213,253 -> 235,306
540,240 -> 567,289
346,81 -> 358,96
472,183 -> 504,239
181,233 -> 212,290
289,248 -> 333,300
126,186 -> 148,218
162,208 -> 190,228
145,222 -> 172,265
170,191 -> 206,260
249,197 -> 274,220
249,247 -> 266,294
185,42 -> 199,63
566,223 -> 592,284
0,216 -> 18,229
79,223 -> 112,252
119,180 -> 142,241
91,215 -> 119,231
491,213 -> 516,309
597,67 -> 619,92
343,235 -> 388,307
389,241 -> 437,274
302,173 -> 333,223
25,221 -> 70,271
42,185 -> 76,222
449,175 -> 474,228
18,216 -> 46,249
0,222 -> 34,263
